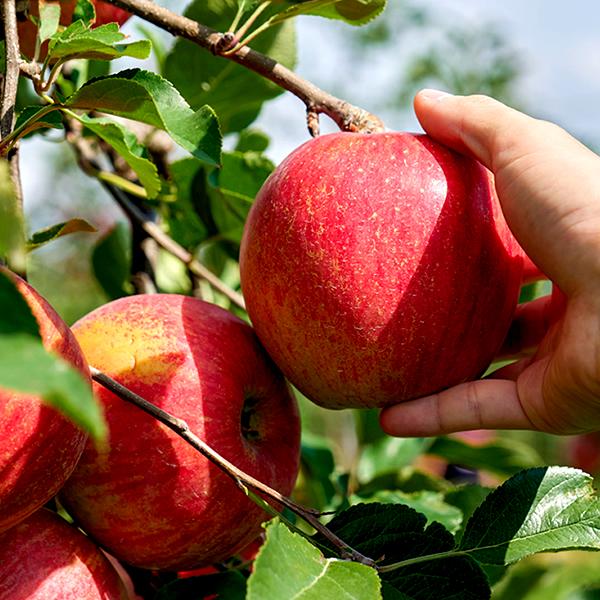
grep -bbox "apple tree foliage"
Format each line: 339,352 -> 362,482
2,1 -> 600,598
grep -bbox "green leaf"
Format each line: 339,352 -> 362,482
443,484 -> 492,544
208,150 -> 274,243
428,435 -> 542,477
460,467 -> 600,566
164,0 -> 296,133
27,218 -> 97,250
0,272 -> 106,441
91,222 -> 132,300
235,128 -> 270,153
300,433 -> 338,510
493,554 -> 600,600
351,490 -> 463,534
162,158 -> 210,249
155,250 -> 192,295
0,270 -> 40,337
73,0 -> 96,26
66,69 -> 222,166
0,161 -> 26,269
274,0 -> 387,26
357,437 -> 433,483
72,113 -> 161,198
155,572 -> 247,599
48,21 -> 151,61
0,334 -> 105,439
14,105 -> 64,138
38,1 -> 61,43
247,520 -> 382,600
321,503 -> 491,599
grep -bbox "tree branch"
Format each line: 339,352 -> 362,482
90,366 -> 377,567
104,0 -> 385,135
66,123 -> 246,310
1,0 -> 24,209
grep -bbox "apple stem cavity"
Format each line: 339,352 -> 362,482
241,394 -> 262,442
101,0 -> 385,135
89,365 -> 378,568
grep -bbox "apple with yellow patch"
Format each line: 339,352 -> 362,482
61,294 -> 301,571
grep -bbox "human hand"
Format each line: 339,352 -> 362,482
380,91 -> 600,437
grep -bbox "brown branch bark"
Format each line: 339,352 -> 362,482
1,0 -> 24,209
104,0 -> 385,135
90,366 -> 377,567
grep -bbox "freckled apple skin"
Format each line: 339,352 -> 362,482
239,132 -> 524,409
0,269 -> 89,534
0,508 -> 131,600
60,294 -> 301,571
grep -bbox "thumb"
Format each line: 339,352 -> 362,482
413,91 -> 537,171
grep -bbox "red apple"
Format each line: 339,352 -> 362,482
239,132 -> 524,409
18,0 -> 131,60
0,508 -> 131,600
94,1 -> 131,27
0,268 -> 89,534
567,432 -> 600,475
60,294 -> 301,571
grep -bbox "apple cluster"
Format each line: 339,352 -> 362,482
1,127 -> 528,597
0,272 -> 301,598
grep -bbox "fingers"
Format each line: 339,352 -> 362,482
379,379 -> 535,437
521,254 -> 546,285
415,90 -> 600,297
413,90 -> 533,171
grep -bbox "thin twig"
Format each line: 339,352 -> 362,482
107,185 -> 247,311
66,126 -> 246,310
90,366 -> 377,567
1,0 -> 24,209
1,0 -> 19,139
103,0 -> 385,135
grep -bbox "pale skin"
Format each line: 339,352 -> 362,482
380,90 -> 600,437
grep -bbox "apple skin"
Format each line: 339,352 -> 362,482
60,294 -> 301,571
0,268 -> 89,534
94,1 -> 131,27
239,132 -> 524,409
18,0 -> 131,60
0,508 -> 131,600
567,432 -> 600,475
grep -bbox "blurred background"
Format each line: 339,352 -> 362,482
15,3 -> 600,596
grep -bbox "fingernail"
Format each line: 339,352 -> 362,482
419,89 -> 453,102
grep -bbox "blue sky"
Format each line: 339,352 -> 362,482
256,1 -> 600,160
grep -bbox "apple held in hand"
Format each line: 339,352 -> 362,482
60,294 -> 301,571
240,132 -> 524,409
0,508 -> 131,600
0,268 -> 89,534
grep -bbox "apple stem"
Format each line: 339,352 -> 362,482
102,0 -> 386,136
0,0 -> 24,210
89,366 -> 378,568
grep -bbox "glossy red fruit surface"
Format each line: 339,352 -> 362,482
0,268 -> 89,533
61,294 -> 301,570
240,132 -> 524,409
0,509 -> 131,600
